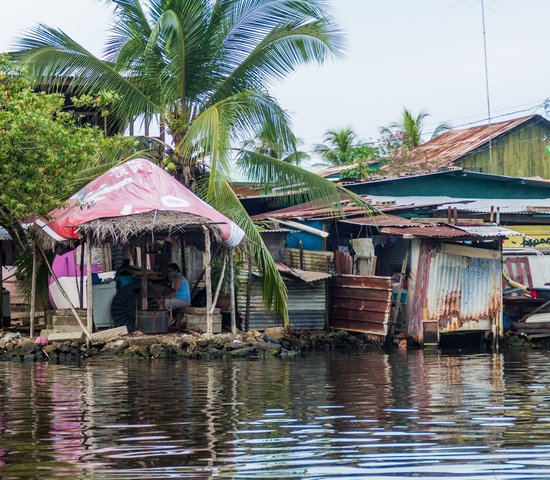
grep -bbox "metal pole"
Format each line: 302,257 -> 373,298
86,233 -> 94,334
229,249 -> 237,334
481,0 -> 493,172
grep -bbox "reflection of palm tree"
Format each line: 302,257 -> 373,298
381,108 -> 451,149
314,128 -> 360,166
15,0 -> 354,323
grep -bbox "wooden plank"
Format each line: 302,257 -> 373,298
331,287 -> 393,302
331,275 -> 392,290
330,307 -> 390,324
440,243 -> 500,260
330,297 -> 392,313
331,318 -> 387,334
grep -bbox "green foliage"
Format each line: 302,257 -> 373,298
314,128 -> 360,166
0,55 -> 104,234
378,107 -> 452,174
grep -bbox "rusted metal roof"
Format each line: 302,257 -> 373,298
341,214 -> 420,227
412,115 -> 545,169
317,163 -> 359,178
381,225 -> 468,238
275,262 -> 331,283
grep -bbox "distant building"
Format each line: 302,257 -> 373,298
412,114 -> 550,178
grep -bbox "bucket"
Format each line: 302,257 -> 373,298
135,310 -> 168,334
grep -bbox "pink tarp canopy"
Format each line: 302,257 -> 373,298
36,159 -> 245,248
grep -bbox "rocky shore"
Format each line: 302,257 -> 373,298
0,328 -> 385,363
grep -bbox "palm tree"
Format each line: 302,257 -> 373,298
381,108 -> 451,149
241,128 -> 309,167
15,0 -> 368,324
314,128 -> 361,166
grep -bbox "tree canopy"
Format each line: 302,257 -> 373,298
14,0 -> 369,324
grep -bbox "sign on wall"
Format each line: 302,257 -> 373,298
503,225 -> 550,249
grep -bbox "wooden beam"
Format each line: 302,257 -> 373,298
203,227 -> 213,337
229,249 -> 237,334
86,233 -> 94,334
29,243 -> 37,337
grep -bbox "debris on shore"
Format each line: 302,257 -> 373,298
0,328 -> 385,363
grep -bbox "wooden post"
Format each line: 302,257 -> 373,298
85,233 -> 94,334
0,240 -> 3,329
211,255 -> 227,315
203,227 -> 213,337
79,243 -> 85,309
141,238 -> 148,311
29,243 -> 38,337
229,249 -> 237,334
390,246 -> 410,337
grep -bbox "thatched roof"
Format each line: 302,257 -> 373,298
79,210 -> 223,245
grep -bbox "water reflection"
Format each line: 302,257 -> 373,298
0,350 -> 550,478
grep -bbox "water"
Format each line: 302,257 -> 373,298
1,350 -> 550,479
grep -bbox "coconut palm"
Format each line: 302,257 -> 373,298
15,0 -> 370,324
381,108 -> 451,149
314,128 -> 360,166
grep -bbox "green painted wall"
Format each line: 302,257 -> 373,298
458,122 -> 550,177
347,174 -> 550,199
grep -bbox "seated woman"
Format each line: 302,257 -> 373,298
160,263 -> 191,312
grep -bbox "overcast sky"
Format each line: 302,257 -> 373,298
1,0 -> 549,154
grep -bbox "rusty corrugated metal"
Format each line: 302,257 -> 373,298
426,244 -> 501,334
381,226 -> 468,238
285,248 -> 333,272
329,275 -> 392,336
275,262 -> 331,283
412,115 -> 539,169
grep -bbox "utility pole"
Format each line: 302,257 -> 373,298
481,0 -> 493,172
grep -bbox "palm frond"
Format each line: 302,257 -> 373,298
196,172 -> 289,325
15,24 -> 158,120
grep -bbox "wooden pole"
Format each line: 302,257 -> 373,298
141,237 -> 148,311
79,243 -> 85,309
38,245 -> 92,340
29,243 -> 38,337
203,227 -> 213,337
0,240 -> 3,329
390,246 -> 410,337
229,249 -> 237,334
85,233 -> 94,334
211,254 -> 227,315
245,255 -> 252,332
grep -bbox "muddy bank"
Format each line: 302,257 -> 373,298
0,328 -> 385,363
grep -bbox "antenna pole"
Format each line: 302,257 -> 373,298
481,0 -> 493,172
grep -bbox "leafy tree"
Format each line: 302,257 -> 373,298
14,0 -> 370,324
0,55 -> 133,246
314,128 -> 360,166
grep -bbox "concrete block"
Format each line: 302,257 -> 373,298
182,306 -> 221,315
91,326 -> 128,344
45,331 -> 85,342
184,313 -> 222,334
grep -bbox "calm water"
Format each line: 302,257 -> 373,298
1,350 -> 550,479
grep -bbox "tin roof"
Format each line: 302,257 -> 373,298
275,262 -> 331,283
412,115 -> 548,169
382,223 -> 515,239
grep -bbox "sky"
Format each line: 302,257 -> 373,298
1,0 -> 550,157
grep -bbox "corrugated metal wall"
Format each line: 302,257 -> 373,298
330,275 -> 392,336
427,245 -> 501,333
237,273 -> 327,330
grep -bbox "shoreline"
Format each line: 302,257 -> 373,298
0,328 -> 385,363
